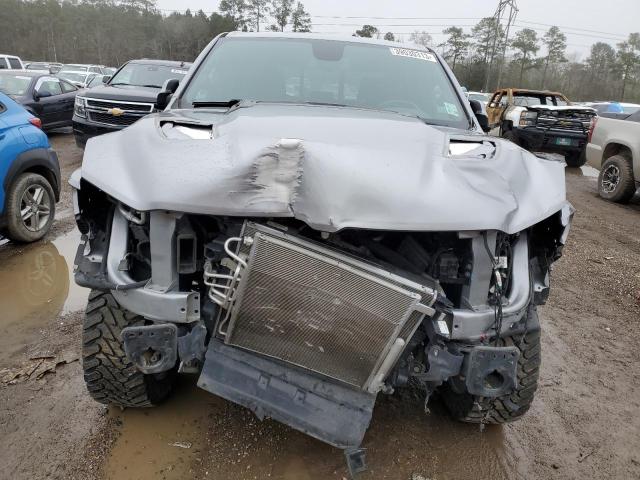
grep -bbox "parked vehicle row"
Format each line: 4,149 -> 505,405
25,62 -> 63,74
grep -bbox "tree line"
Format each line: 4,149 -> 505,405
0,0 -> 311,67
354,22 -> 640,103
2,1 -> 638,103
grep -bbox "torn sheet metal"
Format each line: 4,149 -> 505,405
81,103 -> 568,234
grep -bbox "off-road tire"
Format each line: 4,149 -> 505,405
598,155 -> 637,204
82,290 -> 175,407
441,310 -> 541,424
5,172 -> 55,243
502,129 -> 520,147
565,150 -> 587,168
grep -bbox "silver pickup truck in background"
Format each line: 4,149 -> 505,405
586,110 -> 640,203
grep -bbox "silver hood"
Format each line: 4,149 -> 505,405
81,103 -> 568,233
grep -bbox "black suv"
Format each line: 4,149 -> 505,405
72,59 -> 191,148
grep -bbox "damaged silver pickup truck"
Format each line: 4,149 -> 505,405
71,33 -> 572,475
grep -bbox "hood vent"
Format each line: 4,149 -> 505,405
448,139 -> 496,159
160,121 -> 213,140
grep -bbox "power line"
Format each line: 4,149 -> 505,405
152,8 -> 631,42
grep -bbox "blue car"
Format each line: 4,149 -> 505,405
0,92 -> 60,242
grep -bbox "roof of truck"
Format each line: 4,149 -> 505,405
496,88 -> 567,96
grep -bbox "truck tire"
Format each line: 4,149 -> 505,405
598,155 -> 637,203
82,290 -> 175,407
5,172 -> 55,243
441,309 -> 541,424
565,151 -> 586,168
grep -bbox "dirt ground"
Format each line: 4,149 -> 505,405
0,132 -> 639,480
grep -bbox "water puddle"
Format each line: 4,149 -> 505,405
104,378 -> 217,480
0,229 -> 87,366
103,380 -> 515,480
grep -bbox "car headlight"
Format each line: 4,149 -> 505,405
74,96 -> 87,118
519,110 -> 537,126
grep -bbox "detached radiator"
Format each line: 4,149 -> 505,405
215,223 -> 436,392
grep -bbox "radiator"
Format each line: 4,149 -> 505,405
223,223 -> 436,391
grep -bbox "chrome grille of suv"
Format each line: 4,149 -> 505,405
84,98 -> 154,128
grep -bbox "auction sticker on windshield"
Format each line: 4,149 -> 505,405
171,69 -> 188,75
389,47 -> 436,62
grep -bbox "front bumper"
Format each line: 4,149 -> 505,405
513,126 -> 588,154
72,115 -> 121,148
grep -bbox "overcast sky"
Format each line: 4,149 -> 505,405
155,0 -> 639,60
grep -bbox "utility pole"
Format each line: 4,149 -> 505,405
483,0 -> 518,92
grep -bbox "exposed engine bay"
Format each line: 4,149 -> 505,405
72,178 -> 571,472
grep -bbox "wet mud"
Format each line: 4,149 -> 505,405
0,230 -> 87,366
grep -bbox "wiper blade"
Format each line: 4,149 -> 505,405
141,84 -> 162,88
109,82 -> 129,86
192,99 -> 242,109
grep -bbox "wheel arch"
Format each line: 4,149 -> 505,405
602,142 -> 632,165
3,148 -> 61,203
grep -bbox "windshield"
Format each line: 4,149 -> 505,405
87,75 -> 103,88
58,72 -> 89,83
513,93 -> 568,106
27,63 -> 48,71
180,37 -> 469,129
110,63 -> 189,88
60,65 -> 88,73
0,73 -> 32,96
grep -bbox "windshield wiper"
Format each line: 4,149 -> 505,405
109,82 -> 129,86
192,99 -> 242,109
140,84 -> 162,88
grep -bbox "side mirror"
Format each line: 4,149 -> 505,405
102,75 -> 111,84
469,99 -> 491,133
156,78 -> 180,110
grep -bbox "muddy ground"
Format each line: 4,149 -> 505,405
0,132 -> 639,480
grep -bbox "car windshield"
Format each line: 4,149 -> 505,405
58,72 -> 88,83
60,64 -> 88,73
110,63 -> 189,88
0,73 -> 32,96
87,75 -> 103,88
27,63 -> 48,70
180,37 -> 469,129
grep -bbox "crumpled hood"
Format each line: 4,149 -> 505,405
81,104 -> 568,233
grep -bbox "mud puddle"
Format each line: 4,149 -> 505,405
0,229 -> 87,366
104,377 -> 217,480
103,378 -> 514,480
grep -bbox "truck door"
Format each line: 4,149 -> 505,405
486,90 -> 508,128
33,77 -> 64,128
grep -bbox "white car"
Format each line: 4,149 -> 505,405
468,91 -> 490,114
58,64 -> 106,75
57,70 -> 102,88
0,54 -> 25,70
